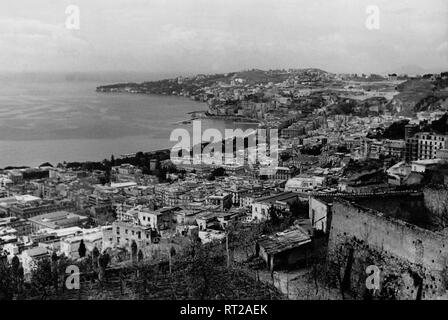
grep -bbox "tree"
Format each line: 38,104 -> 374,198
155,167 -> 168,182
78,239 -> 87,258
211,167 -> 226,177
333,100 -> 356,115
207,167 -> 226,181
0,258 -> 14,300
92,247 -> 100,270
131,241 -> 138,262
268,205 -> 281,225
138,250 -> 144,262
301,145 -> 322,156
177,241 -> 226,299
376,119 -> 409,140
98,253 -> 110,282
30,258 -> 54,299
50,252 -> 59,291
290,200 -> 308,218
227,222 -> 265,260
336,145 -> 350,154
51,251 -> 58,263
430,113 -> 448,134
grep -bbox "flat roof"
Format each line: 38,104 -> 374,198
110,182 -> 138,188
51,226 -> 83,237
28,211 -> 87,229
254,192 -> 297,204
412,159 -> 445,165
24,247 -> 49,258
15,195 -> 41,202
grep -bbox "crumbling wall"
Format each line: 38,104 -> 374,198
327,200 -> 448,300
423,187 -> 448,229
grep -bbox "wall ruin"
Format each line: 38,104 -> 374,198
327,199 -> 448,299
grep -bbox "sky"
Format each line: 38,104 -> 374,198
0,0 -> 447,75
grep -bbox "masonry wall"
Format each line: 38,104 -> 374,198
328,200 -> 448,299
309,197 -> 331,233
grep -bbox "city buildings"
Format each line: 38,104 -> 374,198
28,211 -> 88,232
406,132 -> 448,161
2,68 -> 448,301
251,192 -> 299,221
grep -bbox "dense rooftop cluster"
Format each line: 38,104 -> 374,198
2,69 -> 448,300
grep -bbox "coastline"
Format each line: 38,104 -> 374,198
96,88 -> 261,126
0,90 -> 260,168
0,135 -> 174,169
0,80 -> 209,168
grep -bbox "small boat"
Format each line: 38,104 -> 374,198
174,119 -> 192,125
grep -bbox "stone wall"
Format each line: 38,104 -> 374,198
327,199 -> 448,300
423,187 -> 448,229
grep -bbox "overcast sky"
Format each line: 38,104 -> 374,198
1,0 -> 447,75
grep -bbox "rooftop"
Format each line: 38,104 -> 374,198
28,211 -> 88,230
24,247 -> 49,258
411,159 -> 446,166
257,226 -> 311,255
110,182 -> 138,189
254,191 -> 297,204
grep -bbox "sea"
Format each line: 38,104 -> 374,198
0,72 -> 257,168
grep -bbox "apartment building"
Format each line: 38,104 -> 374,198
406,132 -> 448,161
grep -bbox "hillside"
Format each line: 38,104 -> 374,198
23,265 -> 282,300
96,68 -> 334,96
388,77 -> 448,115
388,79 -> 434,115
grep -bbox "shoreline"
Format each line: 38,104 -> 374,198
0,119 -> 260,170
0,81 -> 210,168
0,135 -> 174,170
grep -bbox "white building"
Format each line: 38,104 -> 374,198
251,192 -> 298,221
309,197 -> 332,233
59,228 -> 103,259
21,247 -> 50,279
198,229 -> 226,244
411,159 -> 446,173
284,175 -> 325,192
